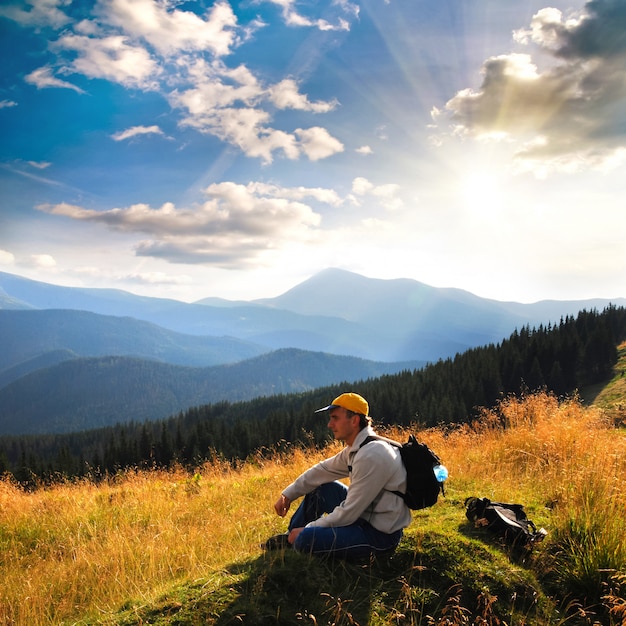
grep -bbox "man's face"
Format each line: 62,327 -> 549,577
327,407 -> 359,443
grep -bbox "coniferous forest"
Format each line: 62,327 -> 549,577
1,305 -> 624,485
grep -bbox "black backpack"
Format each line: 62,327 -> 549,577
359,434 -> 445,510
465,497 -> 547,547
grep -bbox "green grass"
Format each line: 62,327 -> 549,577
591,342 -> 626,422
581,341 -> 626,414
105,531 -> 555,626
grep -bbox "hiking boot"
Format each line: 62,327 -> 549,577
260,533 -> 291,550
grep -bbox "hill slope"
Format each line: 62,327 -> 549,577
0,349 -> 421,435
3,393 -> 624,626
0,309 -> 268,382
587,340 -> 626,418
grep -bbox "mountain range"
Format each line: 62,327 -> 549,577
0,268 -> 623,435
4,268 -> 624,361
0,349 -> 419,435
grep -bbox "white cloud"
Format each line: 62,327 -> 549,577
262,0 -> 355,31
36,182 -> 324,267
168,59 -> 262,114
56,33 -> 160,89
74,18 -> 100,36
111,125 -> 164,141
25,66 -> 86,93
2,162 -> 62,187
10,0 -> 342,163
68,265 -> 193,288
438,0 -> 626,176
334,0 -> 360,19
0,0 -> 72,29
124,271 -> 193,285
29,254 -> 57,268
356,145 -> 373,155
0,100 -> 18,108
0,250 -> 16,265
370,184 -> 403,210
99,0 -> 240,57
27,161 -> 52,169
295,127 -> 344,161
192,107 -> 300,163
352,177 -> 374,195
269,79 -> 338,113
169,60 -> 340,162
351,177 -> 403,210
246,182 -> 343,206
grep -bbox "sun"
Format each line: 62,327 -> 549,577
458,171 -> 504,220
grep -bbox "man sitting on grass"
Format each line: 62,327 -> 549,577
262,392 -> 411,560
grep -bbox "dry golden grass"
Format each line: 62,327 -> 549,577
0,448 -> 335,625
384,392 -> 624,505
380,392 -> 626,597
0,392 -> 624,625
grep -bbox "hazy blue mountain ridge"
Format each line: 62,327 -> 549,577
0,286 -> 36,310
0,348 -> 78,390
0,273 -> 390,360
0,309 -> 267,374
0,349 -> 422,435
254,268 -> 622,335
4,269 -> 623,363
0,269 -> 624,435
252,269 -> 626,358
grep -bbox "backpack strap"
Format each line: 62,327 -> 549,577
347,435 -> 405,501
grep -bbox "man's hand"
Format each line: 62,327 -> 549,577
288,527 -> 303,544
274,494 -> 291,517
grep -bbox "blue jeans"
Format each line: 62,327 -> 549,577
288,481 -> 403,560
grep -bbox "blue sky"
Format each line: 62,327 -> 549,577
1,0 -> 625,304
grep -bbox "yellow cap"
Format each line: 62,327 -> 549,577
315,392 -> 369,416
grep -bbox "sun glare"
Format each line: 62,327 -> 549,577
459,171 -> 504,220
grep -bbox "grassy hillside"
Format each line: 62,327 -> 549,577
1,391 -> 625,625
585,341 -> 626,421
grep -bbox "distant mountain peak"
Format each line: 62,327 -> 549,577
1,269 -> 624,366
254,267 -> 442,321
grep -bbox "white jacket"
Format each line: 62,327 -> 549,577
282,426 -> 412,534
